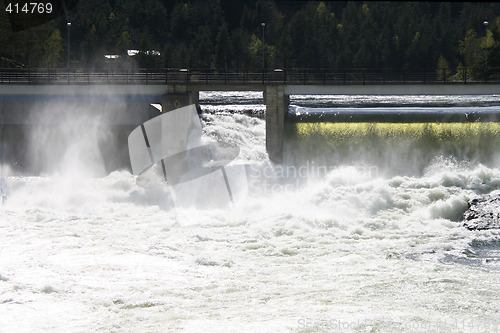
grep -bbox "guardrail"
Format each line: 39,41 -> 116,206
0,67 -> 498,85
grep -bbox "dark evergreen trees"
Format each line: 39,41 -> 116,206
1,0 -> 500,79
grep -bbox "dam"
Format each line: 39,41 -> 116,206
1,68 -> 500,172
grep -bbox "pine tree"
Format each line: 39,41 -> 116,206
43,29 -> 63,67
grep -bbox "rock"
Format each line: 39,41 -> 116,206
463,193 -> 500,230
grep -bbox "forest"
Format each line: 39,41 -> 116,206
1,1 -> 500,79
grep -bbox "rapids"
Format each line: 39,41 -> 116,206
0,92 -> 499,332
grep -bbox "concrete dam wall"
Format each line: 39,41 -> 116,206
0,101 -> 157,175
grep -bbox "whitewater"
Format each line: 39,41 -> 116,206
1,92 -> 500,332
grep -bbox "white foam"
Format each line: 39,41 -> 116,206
1,95 -> 500,332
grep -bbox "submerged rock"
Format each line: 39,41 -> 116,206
463,193 -> 500,230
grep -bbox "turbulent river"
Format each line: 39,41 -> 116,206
1,92 -> 500,332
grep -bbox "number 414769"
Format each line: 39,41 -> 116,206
5,2 -> 53,14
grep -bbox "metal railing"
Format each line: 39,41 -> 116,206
1,67 -> 499,85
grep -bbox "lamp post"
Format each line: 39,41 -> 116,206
261,22 -> 265,83
67,22 -> 71,83
484,20 -> 489,79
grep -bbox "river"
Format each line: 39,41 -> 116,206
0,92 -> 499,332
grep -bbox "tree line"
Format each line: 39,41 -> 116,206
1,1 -> 500,79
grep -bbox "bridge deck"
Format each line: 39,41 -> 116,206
1,83 -> 500,105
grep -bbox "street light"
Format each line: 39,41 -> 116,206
262,22 -> 265,83
67,22 -> 71,82
484,20 -> 488,78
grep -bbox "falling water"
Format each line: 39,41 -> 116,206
0,92 -> 499,332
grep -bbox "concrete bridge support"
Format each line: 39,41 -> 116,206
162,85 -> 199,112
265,85 -> 289,164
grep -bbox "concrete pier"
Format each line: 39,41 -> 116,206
162,85 -> 199,112
264,85 -> 289,164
